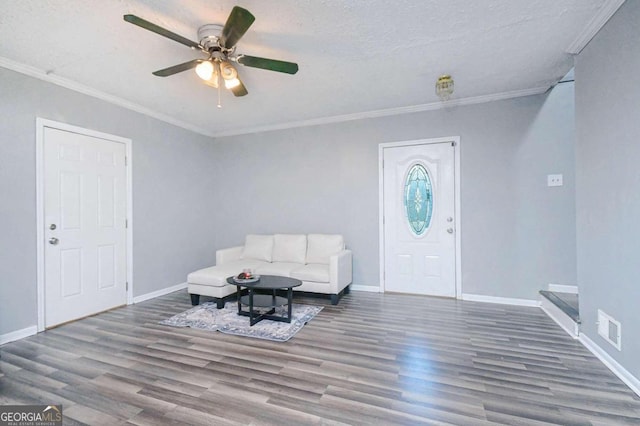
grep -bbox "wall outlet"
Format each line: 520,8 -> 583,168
547,174 -> 563,187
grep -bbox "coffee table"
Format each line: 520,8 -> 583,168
226,275 -> 302,326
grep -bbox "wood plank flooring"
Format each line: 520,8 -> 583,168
1,290 -> 639,425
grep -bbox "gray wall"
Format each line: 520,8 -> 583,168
213,83 -> 576,298
0,54 -> 577,338
575,0 -> 640,378
0,68 -> 219,335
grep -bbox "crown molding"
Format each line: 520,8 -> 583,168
211,86 -> 549,138
0,56 -> 215,138
1,55 -> 549,141
566,0 -> 626,54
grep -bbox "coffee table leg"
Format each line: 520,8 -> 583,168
236,285 -> 242,315
287,287 -> 293,323
249,288 -> 256,326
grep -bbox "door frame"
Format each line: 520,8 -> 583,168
378,136 -> 462,298
35,118 -> 133,331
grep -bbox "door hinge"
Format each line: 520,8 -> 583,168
126,282 -> 129,291
451,141 -> 456,147
125,219 -> 128,228
124,156 -> 128,166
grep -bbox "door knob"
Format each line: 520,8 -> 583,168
49,237 -> 59,245
447,228 -> 454,234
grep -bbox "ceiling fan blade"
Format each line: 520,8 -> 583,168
230,77 -> 248,97
237,55 -> 299,74
123,14 -> 200,50
152,59 -> 201,77
220,6 -> 255,49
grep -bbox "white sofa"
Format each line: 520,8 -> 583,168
187,234 -> 352,308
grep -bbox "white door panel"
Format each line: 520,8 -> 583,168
44,127 -> 127,327
383,142 -> 456,297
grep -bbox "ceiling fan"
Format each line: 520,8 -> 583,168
123,6 -> 298,98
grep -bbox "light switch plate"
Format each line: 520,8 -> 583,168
547,174 -> 563,187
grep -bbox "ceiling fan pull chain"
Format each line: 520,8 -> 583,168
217,80 -> 222,108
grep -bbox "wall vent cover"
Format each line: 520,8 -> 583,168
597,309 -> 621,351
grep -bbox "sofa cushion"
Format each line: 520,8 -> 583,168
188,260 -> 267,287
255,262 -> 303,277
290,264 -> 330,283
241,234 -> 274,262
272,234 -> 307,264
188,266 -> 225,287
306,234 -> 345,265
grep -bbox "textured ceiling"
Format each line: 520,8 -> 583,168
0,0 -> 612,136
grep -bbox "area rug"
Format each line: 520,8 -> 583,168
160,302 -> 323,342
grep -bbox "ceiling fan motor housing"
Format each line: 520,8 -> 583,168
198,24 -> 224,51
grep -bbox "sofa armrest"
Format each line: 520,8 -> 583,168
329,249 -> 352,293
216,246 -> 243,265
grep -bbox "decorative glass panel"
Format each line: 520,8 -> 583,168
404,164 -> 433,235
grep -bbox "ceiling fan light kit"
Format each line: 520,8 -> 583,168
123,6 -> 298,101
195,60 -> 214,80
220,61 -> 240,88
436,74 -> 454,101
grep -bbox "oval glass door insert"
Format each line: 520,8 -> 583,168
404,163 -> 433,235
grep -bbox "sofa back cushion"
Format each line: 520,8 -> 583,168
272,234 -> 307,264
241,234 -> 274,262
306,234 -> 345,265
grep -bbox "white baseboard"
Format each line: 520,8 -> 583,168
548,284 -> 579,294
350,285 -> 381,293
461,293 -> 540,307
133,282 -> 187,304
1,283 -> 187,343
0,325 -> 38,345
579,333 -> 640,397
540,297 -> 580,339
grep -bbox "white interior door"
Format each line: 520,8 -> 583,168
382,141 -> 456,296
43,127 -> 127,327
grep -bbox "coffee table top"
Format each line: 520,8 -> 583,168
226,274 -> 302,290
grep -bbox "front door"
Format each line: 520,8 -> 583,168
43,126 -> 127,327
382,140 -> 456,296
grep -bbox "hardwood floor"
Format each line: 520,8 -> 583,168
1,290 -> 639,425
